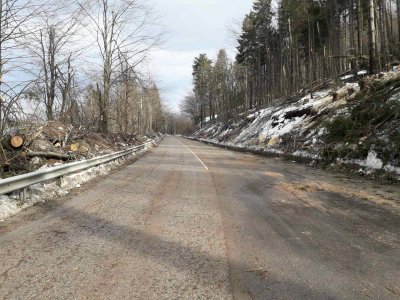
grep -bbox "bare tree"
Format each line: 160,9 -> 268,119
79,0 -> 162,133
180,92 -> 200,124
25,1 -> 83,121
58,55 -> 81,125
397,0 -> 400,48
369,0 -> 377,74
0,0 -> 42,134
163,106 -> 193,135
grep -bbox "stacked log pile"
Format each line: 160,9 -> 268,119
0,121 -> 145,178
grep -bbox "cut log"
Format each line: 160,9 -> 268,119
11,136 -> 24,148
26,151 -> 71,161
70,143 -> 79,152
1,135 -> 25,150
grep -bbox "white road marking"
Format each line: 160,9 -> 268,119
176,139 -> 209,170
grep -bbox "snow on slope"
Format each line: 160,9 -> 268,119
194,83 -> 359,151
191,72 -> 400,180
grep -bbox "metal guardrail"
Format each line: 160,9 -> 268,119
0,140 -> 155,199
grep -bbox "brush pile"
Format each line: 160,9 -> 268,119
0,122 -> 147,178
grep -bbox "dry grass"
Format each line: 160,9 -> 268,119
264,172 -> 285,179
278,180 -> 399,208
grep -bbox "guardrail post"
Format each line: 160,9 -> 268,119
19,188 -> 27,202
57,176 -> 66,188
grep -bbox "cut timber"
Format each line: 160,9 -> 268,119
10,136 -> 24,148
26,151 -> 71,161
70,143 -> 78,152
1,135 -> 25,149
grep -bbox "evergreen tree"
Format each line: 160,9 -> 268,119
192,54 -> 213,126
185,0 -> 400,126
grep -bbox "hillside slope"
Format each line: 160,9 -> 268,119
191,71 -> 400,181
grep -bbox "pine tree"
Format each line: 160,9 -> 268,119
192,54 -> 212,126
185,0 -> 400,126
213,49 -> 230,118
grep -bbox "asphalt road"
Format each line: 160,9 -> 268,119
0,136 -> 399,299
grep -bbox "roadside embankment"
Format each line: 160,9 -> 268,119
190,71 -> 400,182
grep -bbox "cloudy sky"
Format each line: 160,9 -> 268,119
150,0 -> 254,112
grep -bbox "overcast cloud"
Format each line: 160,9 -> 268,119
149,0 -> 254,112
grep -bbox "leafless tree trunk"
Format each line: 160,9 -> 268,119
26,2 -> 82,122
397,0 -> 400,49
58,55 -> 79,124
0,0 -> 4,134
40,26 -> 57,120
0,0 -> 42,134
369,0 -> 377,74
356,0 -> 364,58
79,0 -> 162,133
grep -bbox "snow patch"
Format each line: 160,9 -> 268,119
340,74 -> 355,80
363,151 -> 384,169
350,151 -> 384,170
384,164 -> 400,175
205,115 -> 218,123
0,195 -> 20,221
388,90 -> 400,103
293,150 -> 320,160
301,90 -> 331,102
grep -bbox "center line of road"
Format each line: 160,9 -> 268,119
176,139 -> 209,170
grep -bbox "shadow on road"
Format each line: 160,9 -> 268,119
55,203 -> 336,299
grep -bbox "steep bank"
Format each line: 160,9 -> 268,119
190,71 -> 400,181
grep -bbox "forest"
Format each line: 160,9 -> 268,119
181,0 -> 400,126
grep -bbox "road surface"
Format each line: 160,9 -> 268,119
0,136 -> 399,299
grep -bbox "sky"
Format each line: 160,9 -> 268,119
149,0 -> 254,112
